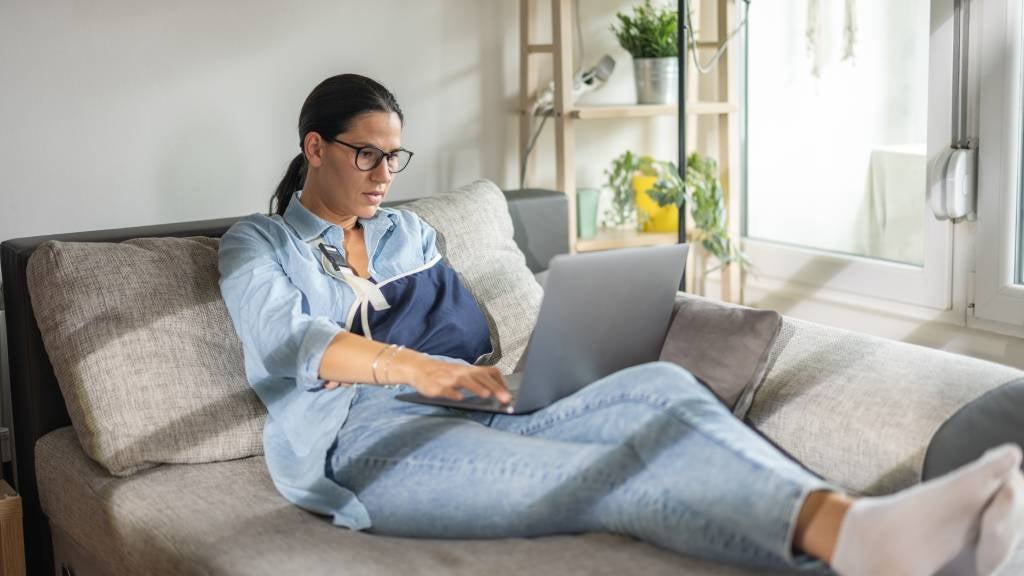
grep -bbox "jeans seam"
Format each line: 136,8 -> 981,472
339,453 -> 611,485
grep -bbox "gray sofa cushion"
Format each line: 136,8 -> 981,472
36,427 -> 760,576
402,179 -> 543,374
922,378 -> 1024,481
26,237 -> 266,476
747,317 -> 1024,496
660,294 -> 781,416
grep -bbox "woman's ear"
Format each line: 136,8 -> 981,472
303,132 -> 326,168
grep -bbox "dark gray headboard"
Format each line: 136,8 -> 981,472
0,188 -> 567,575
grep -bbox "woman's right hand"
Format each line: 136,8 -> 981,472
401,355 -> 512,404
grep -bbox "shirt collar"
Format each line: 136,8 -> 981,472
282,190 -> 396,242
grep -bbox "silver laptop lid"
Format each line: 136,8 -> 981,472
512,243 -> 689,412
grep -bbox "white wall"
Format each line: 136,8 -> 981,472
0,0 -> 520,240
0,0 -> 679,239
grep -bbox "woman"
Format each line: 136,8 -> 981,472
219,74 -> 1024,576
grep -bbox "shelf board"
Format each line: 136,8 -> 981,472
576,229 -> 679,252
569,102 -> 736,120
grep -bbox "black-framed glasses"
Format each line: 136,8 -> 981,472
331,138 -> 414,173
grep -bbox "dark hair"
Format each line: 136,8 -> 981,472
269,74 -> 404,215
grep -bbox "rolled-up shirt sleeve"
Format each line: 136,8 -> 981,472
218,221 -> 343,391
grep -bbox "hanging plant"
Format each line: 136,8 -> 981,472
603,150 -> 640,226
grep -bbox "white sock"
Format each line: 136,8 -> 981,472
831,444 -> 1022,576
975,468 -> 1024,576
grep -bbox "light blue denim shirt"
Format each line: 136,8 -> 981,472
218,191 -> 485,530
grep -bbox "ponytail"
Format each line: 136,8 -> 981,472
270,153 -> 307,216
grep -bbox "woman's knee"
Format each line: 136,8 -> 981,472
595,361 -> 718,404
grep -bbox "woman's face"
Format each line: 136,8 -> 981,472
307,110 -> 403,221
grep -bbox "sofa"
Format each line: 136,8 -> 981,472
2,182 -> 1024,576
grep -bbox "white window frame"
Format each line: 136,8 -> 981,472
972,0 -> 1024,330
740,0 -> 957,313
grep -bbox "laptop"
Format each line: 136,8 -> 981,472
395,243 -> 689,414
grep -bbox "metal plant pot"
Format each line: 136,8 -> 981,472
633,57 -> 679,105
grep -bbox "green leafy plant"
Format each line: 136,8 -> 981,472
603,150 -> 640,226
610,0 -> 679,59
606,150 -> 748,271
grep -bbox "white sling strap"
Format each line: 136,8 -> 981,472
309,237 -> 390,339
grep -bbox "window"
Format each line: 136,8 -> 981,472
745,0 -> 928,266
741,0 -> 953,310
974,0 -> 1024,328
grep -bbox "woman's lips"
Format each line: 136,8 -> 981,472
363,191 -> 385,205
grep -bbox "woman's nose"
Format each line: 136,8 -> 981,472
370,160 -> 392,183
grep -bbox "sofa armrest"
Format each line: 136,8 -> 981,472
746,316 -> 1024,496
502,189 -> 569,274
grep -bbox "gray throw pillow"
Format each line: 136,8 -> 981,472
27,237 -> 266,476
402,179 -> 544,375
659,293 -> 782,417
923,378 -> 1024,481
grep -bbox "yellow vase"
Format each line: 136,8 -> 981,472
633,175 -> 679,233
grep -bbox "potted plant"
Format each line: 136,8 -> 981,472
633,155 -> 677,233
604,150 -> 748,272
610,0 -> 679,104
602,151 -> 673,230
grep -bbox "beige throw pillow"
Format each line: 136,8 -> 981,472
27,237 -> 266,476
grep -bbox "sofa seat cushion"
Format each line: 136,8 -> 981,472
37,427 -> 763,576
747,318 -> 1024,496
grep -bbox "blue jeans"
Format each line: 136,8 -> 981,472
326,362 -> 832,573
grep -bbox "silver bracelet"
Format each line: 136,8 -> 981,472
382,345 -> 406,386
370,344 -> 396,385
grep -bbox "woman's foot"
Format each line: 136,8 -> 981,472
976,470 -> 1024,575
830,444 -> 1023,576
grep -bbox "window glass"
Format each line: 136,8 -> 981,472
744,0 -> 930,265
